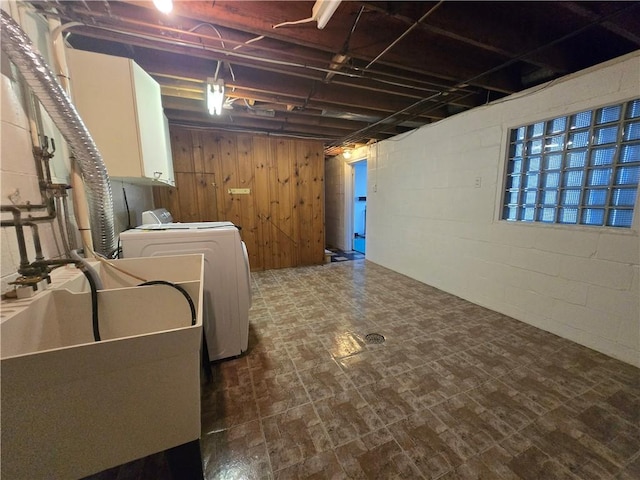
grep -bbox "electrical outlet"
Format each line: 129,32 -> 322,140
474,177 -> 482,188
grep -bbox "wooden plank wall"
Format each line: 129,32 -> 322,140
153,127 -> 325,271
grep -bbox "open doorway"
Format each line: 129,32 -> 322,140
352,160 -> 367,254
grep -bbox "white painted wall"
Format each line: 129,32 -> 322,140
324,156 -> 346,250
1,3 -> 154,293
367,52 -> 640,367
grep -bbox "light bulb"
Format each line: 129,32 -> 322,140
153,0 -> 173,14
207,81 -> 225,116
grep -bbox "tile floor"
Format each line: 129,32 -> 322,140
327,248 -> 366,263
87,260 -> 639,479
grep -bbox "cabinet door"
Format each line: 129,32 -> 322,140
162,114 -> 175,186
132,63 -> 169,182
67,50 -> 141,177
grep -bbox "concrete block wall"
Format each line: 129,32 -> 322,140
1,4 -> 153,293
366,51 -> 640,367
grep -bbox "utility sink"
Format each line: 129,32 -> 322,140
1,254 -> 205,480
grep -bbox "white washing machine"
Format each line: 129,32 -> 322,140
120,213 -> 251,361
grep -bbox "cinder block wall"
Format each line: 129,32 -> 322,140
367,52 -> 640,367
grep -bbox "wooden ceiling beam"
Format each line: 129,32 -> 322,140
161,96 -> 412,135
164,109 -> 369,140
156,80 -> 448,130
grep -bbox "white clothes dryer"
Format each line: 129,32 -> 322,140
120,220 -> 250,361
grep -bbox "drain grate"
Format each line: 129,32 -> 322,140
364,333 -> 386,344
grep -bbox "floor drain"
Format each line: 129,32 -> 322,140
364,333 -> 385,344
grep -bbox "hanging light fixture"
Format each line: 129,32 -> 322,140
312,0 -> 342,29
153,0 -> 173,14
273,0 -> 342,30
207,78 -> 225,116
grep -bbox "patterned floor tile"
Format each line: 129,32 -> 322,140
372,344 -> 427,377
457,343 -> 524,378
262,404 -> 331,473
499,366 -> 571,414
208,355 -> 252,390
320,330 -> 367,359
248,345 -> 297,378
201,378 -> 259,434
397,363 -> 463,408
286,339 -> 333,371
334,428 -> 423,479
525,360 -> 597,398
274,450 -> 348,479
358,376 -> 421,426
314,389 -> 385,447
273,325 -> 318,346
297,361 -> 355,402
201,420 -> 271,479
543,400 -> 640,466
525,417 -> 621,479
389,408 -> 471,479
430,354 -> 493,392
335,351 -> 386,388
488,335 -> 541,367
432,327 -> 483,353
479,434 -> 582,480
617,454 -> 640,480
430,393 -> 513,456
465,379 -> 542,433
437,456 -> 508,480
254,370 -> 311,417
377,321 -> 427,342
407,334 -> 456,363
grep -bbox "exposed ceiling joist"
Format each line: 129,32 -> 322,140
27,0 -> 640,154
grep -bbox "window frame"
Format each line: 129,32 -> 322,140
499,98 -> 640,230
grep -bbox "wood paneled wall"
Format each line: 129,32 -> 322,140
153,127 -> 325,271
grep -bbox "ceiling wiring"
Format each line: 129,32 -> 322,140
32,0 -> 640,150
333,0 -> 640,147
188,22 -> 236,82
364,0 -> 444,70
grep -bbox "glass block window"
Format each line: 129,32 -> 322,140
503,98 -> 640,228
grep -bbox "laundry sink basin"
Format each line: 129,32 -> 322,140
1,254 -> 204,480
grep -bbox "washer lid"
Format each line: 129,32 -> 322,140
136,221 -> 236,230
140,208 -> 173,225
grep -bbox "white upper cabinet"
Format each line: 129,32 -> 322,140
66,48 -> 174,186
